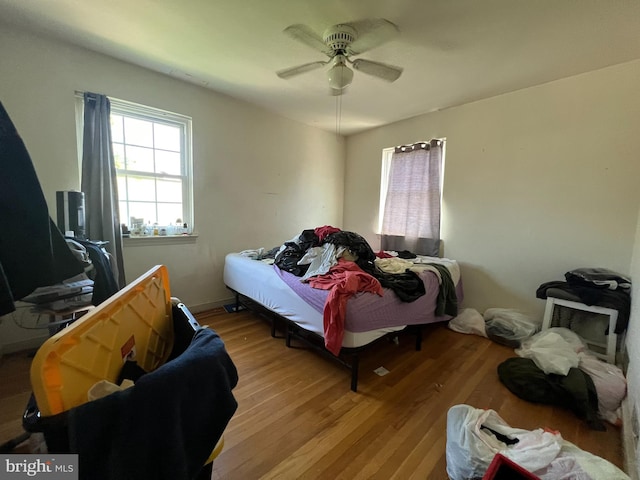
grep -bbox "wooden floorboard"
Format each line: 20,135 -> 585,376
201,311 -> 625,479
0,309 -> 625,479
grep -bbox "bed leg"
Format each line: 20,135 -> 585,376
234,292 -> 240,313
415,327 -> 422,351
285,325 -> 291,347
350,354 -> 359,392
271,320 -> 277,338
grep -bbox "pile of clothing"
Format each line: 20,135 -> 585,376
271,226 -> 458,355
536,267 -> 631,334
274,226 -> 457,309
498,327 -> 627,429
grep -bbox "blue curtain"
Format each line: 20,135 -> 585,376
80,92 -> 125,289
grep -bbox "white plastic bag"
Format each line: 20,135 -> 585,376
515,329 -> 580,375
446,404 -> 562,479
542,327 -> 588,353
579,352 -> 627,424
483,308 -> 540,347
448,308 -> 487,337
446,404 -> 630,480
549,440 -> 629,479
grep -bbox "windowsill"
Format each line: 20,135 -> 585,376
123,234 -> 198,247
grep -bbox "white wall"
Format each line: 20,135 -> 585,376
345,60 -> 640,473
0,25 -> 345,351
627,208 -> 640,478
345,59 -> 640,317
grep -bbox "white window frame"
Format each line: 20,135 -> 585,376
378,147 -> 395,233
109,98 -> 194,234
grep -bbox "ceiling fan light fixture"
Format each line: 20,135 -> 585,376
327,57 -> 353,90
279,19 -> 402,93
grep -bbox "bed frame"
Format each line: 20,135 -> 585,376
230,290 -> 423,392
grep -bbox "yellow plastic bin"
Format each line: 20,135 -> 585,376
23,265 -> 234,479
30,265 -> 174,417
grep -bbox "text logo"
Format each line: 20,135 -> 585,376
1,455 -> 78,480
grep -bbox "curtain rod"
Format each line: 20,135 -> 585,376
394,139 -> 442,153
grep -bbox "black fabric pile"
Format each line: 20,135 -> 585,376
374,269 -> 426,302
274,229 -> 433,303
72,239 -> 119,305
498,357 -> 605,431
536,267 -> 631,333
274,229 -> 320,276
68,328 -> 238,480
324,230 -> 377,272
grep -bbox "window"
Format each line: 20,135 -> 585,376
378,139 -> 445,256
378,147 -> 395,232
109,99 -> 193,234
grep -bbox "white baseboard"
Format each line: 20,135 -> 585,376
1,334 -> 48,355
622,396 -> 639,480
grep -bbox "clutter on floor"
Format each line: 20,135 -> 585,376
448,308 -> 488,337
537,267 -> 631,334
508,327 -> 627,426
447,307 -> 540,348
445,404 -> 629,480
498,356 -> 605,431
447,306 -> 628,427
483,308 -> 540,348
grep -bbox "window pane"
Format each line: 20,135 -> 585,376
113,143 -> 125,170
127,177 -> 156,202
111,115 -> 124,143
155,150 -> 181,175
154,123 -> 181,152
125,145 -> 154,172
124,117 -> 153,147
117,176 -> 128,201
128,202 -> 157,226
108,99 -> 192,232
156,179 -> 182,203
119,201 -> 128,225
156,203 -> 183,227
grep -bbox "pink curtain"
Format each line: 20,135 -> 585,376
381,139 -> 442,256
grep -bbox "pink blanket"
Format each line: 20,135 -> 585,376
308,259 -> 383,355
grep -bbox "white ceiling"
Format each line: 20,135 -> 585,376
1,0 -> 639,135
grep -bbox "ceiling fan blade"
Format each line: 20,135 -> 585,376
351,59 -> 403,82
346,19 -> 399,55
283,24 -> 334,56
276,61 -> 327,79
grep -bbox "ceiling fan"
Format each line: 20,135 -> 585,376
276,19 -> 403,95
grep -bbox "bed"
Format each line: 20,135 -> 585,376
223,234 -> 463,391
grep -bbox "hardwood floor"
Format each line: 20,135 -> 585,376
0,308 -> 625,479
198,309 -> 625,479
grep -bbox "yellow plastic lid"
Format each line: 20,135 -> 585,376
30,265 -> 174,417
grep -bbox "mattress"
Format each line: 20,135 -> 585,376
223,253 -> 461,349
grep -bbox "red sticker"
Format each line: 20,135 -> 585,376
121,335 -> 136,360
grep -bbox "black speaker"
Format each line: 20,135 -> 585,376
56,190 -> 86,239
